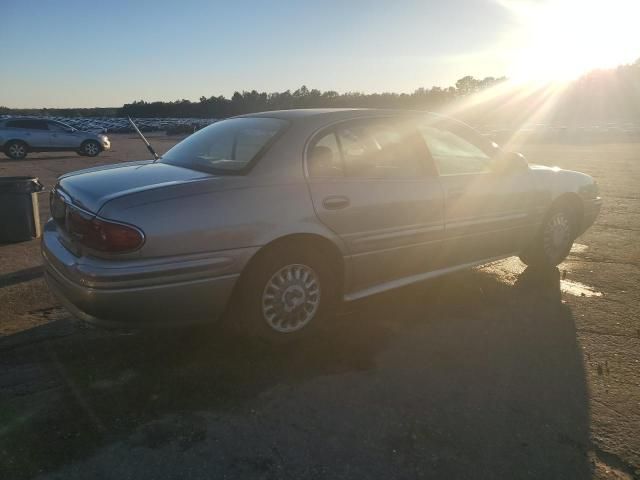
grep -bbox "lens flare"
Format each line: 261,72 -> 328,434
497,0 -> 640,82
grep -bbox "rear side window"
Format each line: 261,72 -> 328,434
5,119 -> 49,130
336,120 -> 425,178
308,132 -> 343,177
161,117 -> 287,174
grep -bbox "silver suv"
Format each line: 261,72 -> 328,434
0,118 -> 111,160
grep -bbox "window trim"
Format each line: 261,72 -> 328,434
304,115 -> 438,181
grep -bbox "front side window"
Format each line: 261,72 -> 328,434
48,121 -> 74,132
335,120 -> 424,178
418,125 -> 492,175
161,117 -> 287,173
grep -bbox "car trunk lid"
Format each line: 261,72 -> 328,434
56,160 -> 214,214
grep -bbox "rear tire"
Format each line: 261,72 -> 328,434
4,140 -> 28,160
81,140 -> 101,157
519,204 -> 578,267
229,244 -> 339,343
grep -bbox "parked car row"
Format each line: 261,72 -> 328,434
0,115 -> 217,135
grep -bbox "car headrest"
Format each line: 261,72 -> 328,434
309,146 -> 336,176
310,146 -> 333,163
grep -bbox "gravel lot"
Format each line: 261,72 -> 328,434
0,134 -> 638,479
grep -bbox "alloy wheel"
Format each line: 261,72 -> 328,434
9,143 -> 26,159
261,263 -> 321,333
543,211 -> 572,262
84,142 -> 99,156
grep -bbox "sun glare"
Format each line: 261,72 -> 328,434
499,0 -> 640,83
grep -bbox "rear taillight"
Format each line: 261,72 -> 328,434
67,209 -> 144,253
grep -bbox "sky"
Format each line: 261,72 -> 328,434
0,0 -> 638,108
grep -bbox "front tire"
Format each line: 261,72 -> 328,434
231,245 -> 339,342
519,204 -> 578,267
4,140 -> 28,160
81,140 -> 101,157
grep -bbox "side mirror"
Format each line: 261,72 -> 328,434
494,151 -> 528,174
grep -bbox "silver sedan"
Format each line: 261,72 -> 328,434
41,109 -> 601,341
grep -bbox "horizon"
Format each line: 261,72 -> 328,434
1,0 -> 638,109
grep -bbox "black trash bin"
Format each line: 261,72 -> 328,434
0,176 -> 45,243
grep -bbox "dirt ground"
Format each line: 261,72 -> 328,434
0,134 -> 638,479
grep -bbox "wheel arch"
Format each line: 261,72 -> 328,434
228,232 -> 347,313
4,138 -> 30,149
549,192 -> 584,236
248,233 -> 344,284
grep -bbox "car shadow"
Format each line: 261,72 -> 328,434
0,264 -> 591,479
0,266 -> 43,287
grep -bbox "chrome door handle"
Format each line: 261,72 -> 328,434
322,195 -> 350,210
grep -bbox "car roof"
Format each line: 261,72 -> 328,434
238,108 -> 437,122
238,108 -> 358,120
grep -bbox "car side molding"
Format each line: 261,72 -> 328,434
344,254 -> 514,301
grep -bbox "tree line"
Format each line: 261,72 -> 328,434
117,76 -> 506,118
118,59 -> 640,125
0,76 -> 506,118
2,58 -> 638,125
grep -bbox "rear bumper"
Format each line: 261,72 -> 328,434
41,221 -> 256,327
44,267 -> 238,328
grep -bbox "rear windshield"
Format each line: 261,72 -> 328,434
161,117 -> 287,174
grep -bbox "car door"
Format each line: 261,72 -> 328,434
416,119 -> 539,265
306,117 -> 445,294
48,121 -> 81,148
